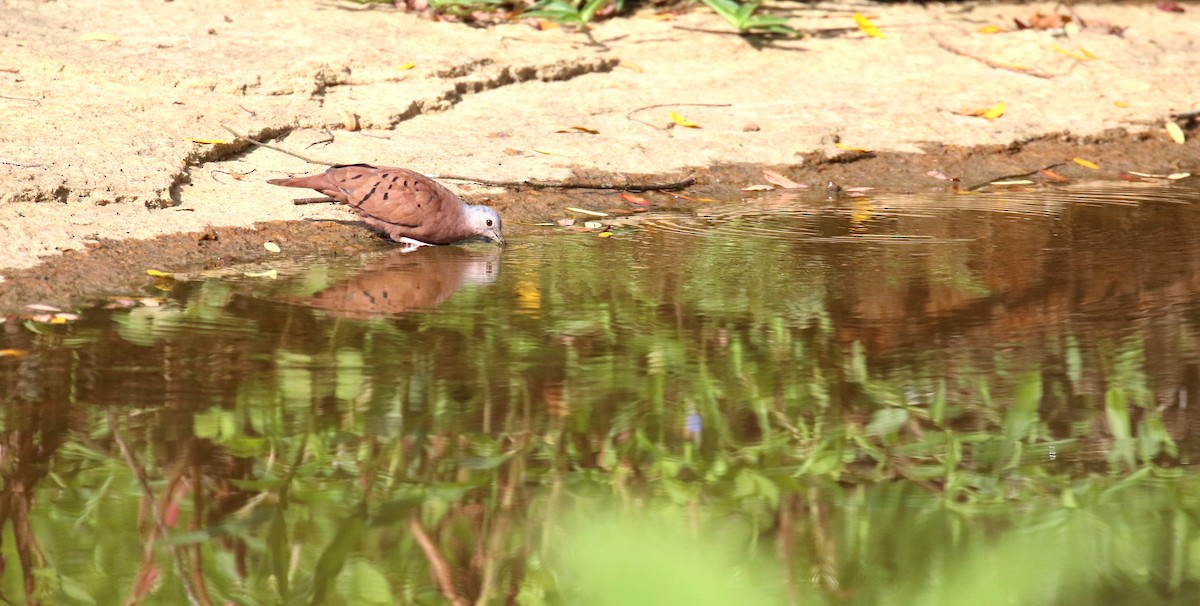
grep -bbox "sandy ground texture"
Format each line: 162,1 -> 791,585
0,0 -> 1198,309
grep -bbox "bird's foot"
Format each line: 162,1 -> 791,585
397,237 -> 435,253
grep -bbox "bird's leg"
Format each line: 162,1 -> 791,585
397,237 -> 435,253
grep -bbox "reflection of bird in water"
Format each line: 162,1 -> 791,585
280,246 -> 502,319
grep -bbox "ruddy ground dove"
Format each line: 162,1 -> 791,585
267,164 -> 504,247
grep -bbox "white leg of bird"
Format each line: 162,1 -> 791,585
397,237 -> 435,253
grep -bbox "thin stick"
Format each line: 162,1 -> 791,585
219,124 -> 334,166
934,38 -> 1061,79
966,162 -> 1067,191
437,174 -> 696,192
625,102 -> 733,130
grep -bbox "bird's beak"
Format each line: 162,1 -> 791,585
487,229 -> 505,245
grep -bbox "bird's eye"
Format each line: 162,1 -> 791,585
486,219 -> 494,227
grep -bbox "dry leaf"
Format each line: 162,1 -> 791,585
555,126 -> 600,134
1038,168 -> 1070,181
955,102 -> 1005,120
977,24 -> 1005,34
341,109 -> 360,132
926,170 -> 952,181
762,170 -> 807,189
185,137 -> 228,145
396,62 -> 416,70
556,218 -> 575,227
1114,101 -> 1131,108
618,61 -> 645,73
0,349 -> 29,358
146,269 -> 173,278
537,19 -> 559,30
264,241 -> 282,253
532,147 -> 576,157
81,32 -> 122,42
668,111 -> 698,128
853,13 -> 884,38
990,179 -> 1035,186
244,269 -> 278,279
620,193 -> 650,205
1049,45 -> 1093,61
1166,121 -> 1186,144
583,221 -> 603,229
1168,172 -> 1191,180
1073,157 -> 1100,170
55,313 -> 80,321
741,184 -> 774,191
25,303 -> 61,312
598,232 -> 614,238
671,192 -> 718,203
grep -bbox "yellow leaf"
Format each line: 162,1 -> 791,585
1073,157 -> 1100,170
81,32 -> 122,42
853,13 -> 884,38
0,349 -> 29,358
184,137 -> 228,145
977,24 -> 1005,34
835,142 -> 871,153
1077,48 -> 1099,60
598,232 -> 614,238
1165,121 -> 1185,144
264,241 -> 282,253
532,146 -> 576,157
1113,100 -> 1131,108
980,101 -> 1006,120
668,111 -> 698,128
1049,44 -> 1090,61
618,61 -> 645,73
396,62 -> 416,70
583,221 -> 604,229
49,317 -> 68,325
244,269 -> 278,279
146,269 -> 173,278
567,207 -> 608,217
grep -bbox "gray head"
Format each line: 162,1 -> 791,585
465,204 -> 505,244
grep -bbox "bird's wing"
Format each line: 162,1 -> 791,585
326,165 -> 471,244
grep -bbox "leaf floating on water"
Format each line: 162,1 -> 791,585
81,32 -> 122,42
0,349 -> 29,358
1127,171 -> 1167,178
556,218 -> 576,227
244,269 -> 278,279
184,137 -> 228,145
146,269 -> 173,278
926,170 -> 953,181
1169,172 -> 1191,180
25,303 -> 61,312
1165,121 -> 1186,144
762,170 -> 807,189
532,146 -> 576,157
1039,168 -> 1070,181
844,186 -> 875,193
264,241 -> 282,253
671,192 -> 718,203
1073,157 -> 1100,170
668,111 -> 698,128
990,179 -> 1036,186
854,13 -> 884,38
139,298 -> 163,307
619,193 -> 650,205
741,184 -> 774,191
565,207 -> 608,217
598,232 -> 614,238
583,221 -> 604,229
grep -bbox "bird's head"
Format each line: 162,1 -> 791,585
466,205 -> 505,244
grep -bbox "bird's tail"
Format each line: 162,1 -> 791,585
266,172 -> 348,203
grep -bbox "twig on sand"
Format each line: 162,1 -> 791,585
220,124 -> 335,166
934,38 -> 1061,79
436,174 -> 696,192
0,160 -> 42,168
625,102 -> 733,130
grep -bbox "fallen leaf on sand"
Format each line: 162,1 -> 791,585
835,142 -> 871,153
955,102 -> 1005,120
264,241 -> 282,253
1166,121 -> 1186,144
146,269 -> 173,278
185,138 -> 228,145
669,111 -> 698,128
396,62 -> 416,70
533,147 -> 576,158
26,304 -> 61,312
620,193 -> 650,205
556,126 -> 600,134
854,13 -> 884,38
762,170 -> 807,189
1073,157 -> 1100,170
81,32 -> 122,42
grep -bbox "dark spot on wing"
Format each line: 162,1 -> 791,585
348,174 -> 363,180
391,175 -> 400,183
383,192 -> 390,201
360,184 -> 379,204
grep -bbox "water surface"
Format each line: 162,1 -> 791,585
3,183 -> 1200,604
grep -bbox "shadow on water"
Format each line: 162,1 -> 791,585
3,183 -> 1200,603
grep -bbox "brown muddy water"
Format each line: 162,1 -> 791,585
3,182 -> 1200,604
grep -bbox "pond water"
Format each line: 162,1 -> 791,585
3,182 -> 1200,604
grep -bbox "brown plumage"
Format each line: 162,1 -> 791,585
267,164 -> 504,246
